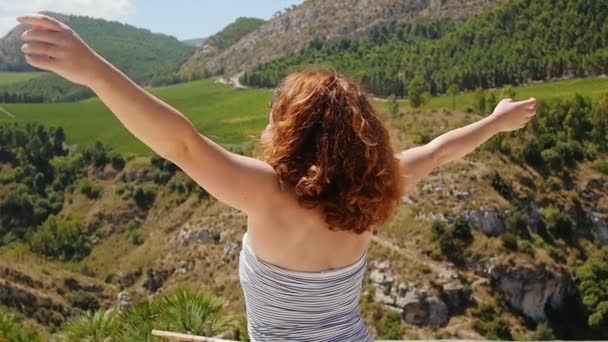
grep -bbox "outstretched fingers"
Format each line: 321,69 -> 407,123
22,42 -> 62,58
17,14 -> 67,32
21,29 -> 65,45
23,54 -> 54,71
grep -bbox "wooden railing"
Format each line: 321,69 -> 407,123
151,329 -> 462,342
151,330 -> 236,342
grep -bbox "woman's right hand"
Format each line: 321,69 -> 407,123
17,14 -> 108,88
489,97 -> 537,132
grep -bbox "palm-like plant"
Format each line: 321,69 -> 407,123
234,315 -> 250,342
116,301 -> 161,342
0,309 -> 41,342
156,290 -> 234,338
51,289 -> 238,341
53,309 -> 119,342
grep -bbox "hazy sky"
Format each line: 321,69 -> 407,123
0,0 -> 304,40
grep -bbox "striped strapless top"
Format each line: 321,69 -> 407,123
238,232 -> 373,342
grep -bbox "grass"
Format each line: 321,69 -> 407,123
390,77 -> 608,112
0,72 -> 45,86
0,79 -> 273,155
1,76 -> 606,156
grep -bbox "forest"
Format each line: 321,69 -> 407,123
0,13 -> 195,103
242,0 -> 608,97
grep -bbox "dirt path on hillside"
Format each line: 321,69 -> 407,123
217,72 -> 248,89
371,234 -> 489,302
371,235 -> 448,274
231,72 -> 247,89
0,106 -> 15,119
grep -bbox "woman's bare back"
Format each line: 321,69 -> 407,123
246,178 -> 372,272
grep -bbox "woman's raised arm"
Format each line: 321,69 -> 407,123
398,97 -> 537,193
17,14 -> 280,214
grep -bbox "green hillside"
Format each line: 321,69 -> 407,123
206,17 -> 265,51
405,77 -> 608,111
2,77 -> 607,157
0,72 -> 44,86
179,17 -> 265,76
0,79 -> 272,155
0,12 -> 195,103
0,77 -> 607,340
243,0 -> 608,97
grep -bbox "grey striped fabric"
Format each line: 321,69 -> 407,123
239,233 -> 373,342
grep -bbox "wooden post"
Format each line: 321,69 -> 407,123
151,330 -> 237,342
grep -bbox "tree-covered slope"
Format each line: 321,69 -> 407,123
243,0 -> 608,97
179,17 -> 265,75
182,0 -> 501,77
0,12 -> 195,102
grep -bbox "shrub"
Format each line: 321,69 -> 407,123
473,88 -> 486,113
153,170 -> 173,185
518,240 -> 536,257
452,217 -> 473,242
523,139 -> 544,167
545,176 -> 563,191
489,170 -> 513,199
574,250 -> 608,333
377,310 -> 404,340
434,217 -> 473,262
110,152 -> 125,171
69,291 -> 101,312
134,187 -> 156,209
501,233 -> 518,251
505,209 -> 529,235
27,215 -> 90,261
80,141 -> 110,168
541,148 -> 562,170
593,160 -> 608,174
80,180 -> 102,199
473,317 -> 512,340
130,230 -> 145,246
422,91 -> 433,106
387,94 -> 399,116
529,323 -> 556,341
555,141 -> 584,167
431,220 -> 447,240
0,308 -> 41,341
543,206 -> 575,240
413,129 -> 432,144
538,134 -> 557,150
471,303 -> 497,322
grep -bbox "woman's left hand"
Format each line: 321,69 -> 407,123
17,14 -> 108,88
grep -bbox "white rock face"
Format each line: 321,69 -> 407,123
369,260 -> 464,327
182,0 -> 501,76
489,264 -> 574,322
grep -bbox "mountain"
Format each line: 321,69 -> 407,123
181,0 -> 501,77
0,12 -> 196,102
243,0 -> 608,97
180,17 -> 265,75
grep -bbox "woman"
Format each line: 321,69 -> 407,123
17,14 -> 536,341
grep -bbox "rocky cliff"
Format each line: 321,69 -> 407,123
181,0 -> 501,77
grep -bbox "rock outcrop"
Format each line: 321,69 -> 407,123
488,263 -> 575,322
369,260 -> 468,327
590,212 -> 608,245
463,209 -> 506,236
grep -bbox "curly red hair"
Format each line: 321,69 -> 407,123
262,70 -> 403,234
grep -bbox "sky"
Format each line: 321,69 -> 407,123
0,0 -> 304,40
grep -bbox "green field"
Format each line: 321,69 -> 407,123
419,77 -> 608,111
0,72 -> 46,86
0,79 -> 273,155
1,76 -> 606,156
